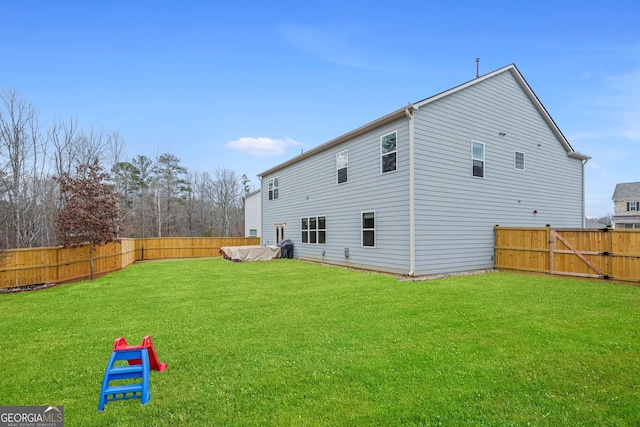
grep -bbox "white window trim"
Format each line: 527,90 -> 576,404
336,149 -> 348,184
630,202 -> 638,212
471,140 -> 485,179
274,223 -> 286,244
380,131 -> 398,174
514,151 -> 525,171
268,177 -> 279,200
361,211 -> 376,248
301,215 -> 327,245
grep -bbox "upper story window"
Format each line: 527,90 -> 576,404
362,211 -> 375,247
301,216 -> 326,244
337,150 -> 348,184
472,141 -> 485,178
381,132 -> 397,174
268,177 -> 279,200
628,202 -> 639,212
515,151 -> 525,171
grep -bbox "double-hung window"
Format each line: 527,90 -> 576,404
381,132 -> 397,173
472,141 -> 485,178
362,211 -> 375,247
337,150 -> 348,184
628,202 -> 639,212
515,151 -> 525,170
268,177 -> 279,200
301,216 -> 326,244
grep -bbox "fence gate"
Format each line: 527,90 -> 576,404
549,228 -> 611,280
494,226 -> 640,283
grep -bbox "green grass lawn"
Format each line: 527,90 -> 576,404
1,259 -> 640,426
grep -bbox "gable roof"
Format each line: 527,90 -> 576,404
242,189 -> 260,200
414,64 -> 589,161
612,182 -> 640,200
258,63 -> 589,177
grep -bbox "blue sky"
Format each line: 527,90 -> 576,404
1,0 -> 638,217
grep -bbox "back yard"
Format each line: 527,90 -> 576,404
1,259 -> 639,426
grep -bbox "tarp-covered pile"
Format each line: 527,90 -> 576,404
220,245 -> 281,262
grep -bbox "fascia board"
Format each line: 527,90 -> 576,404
258,107 -> 408,178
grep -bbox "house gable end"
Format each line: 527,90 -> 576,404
413,64 -> 589,162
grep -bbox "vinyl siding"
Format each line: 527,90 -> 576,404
412,70 -> 584,275
259,66 -> 585,276
243,191 -> 261,237
261,118 -> 411,274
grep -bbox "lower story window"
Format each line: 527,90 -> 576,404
362,211 -> 375,247
301,216 -> 326,244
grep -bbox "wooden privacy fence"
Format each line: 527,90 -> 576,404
0,237 -> 260,289
495,226 -> 640,283
136,237 -> 258,261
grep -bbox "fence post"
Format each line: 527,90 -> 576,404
547,225 -> 554,275
605,226 -> 613,279
494,225 -> 499,269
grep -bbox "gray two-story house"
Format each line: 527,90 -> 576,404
612,182 -> 640,229
258,64 -> 589,276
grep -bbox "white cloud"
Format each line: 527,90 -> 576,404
226,136 -> 304,156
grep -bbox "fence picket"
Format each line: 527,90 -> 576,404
0,237 -> 260,289
495,226 -> 640,283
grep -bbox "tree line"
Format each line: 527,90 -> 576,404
0,89 -> 252,250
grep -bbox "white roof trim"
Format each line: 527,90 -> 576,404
242,189 -> 261,200
258,107 -> 408,177
258,63 -> 589,177
414,63 -> 589,161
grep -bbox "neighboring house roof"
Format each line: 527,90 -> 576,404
612,182 -> 640,200
258,63 -> 589,178
242,189 -> 260,200
585,219 -> 609,229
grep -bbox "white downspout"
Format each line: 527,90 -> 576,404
406,107 -> 416,276
581,158 -> 589,228
258,176 -> 263,246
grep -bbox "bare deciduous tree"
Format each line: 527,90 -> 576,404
0,89 -> 46,248
107,130 -> 127,170
48,116 -> 80,177
213,167 -> 242,237
76,126 -> 108,167
1,87 -> 253,248
193,171 -> 216,237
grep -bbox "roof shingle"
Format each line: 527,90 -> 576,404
612,182 -> 640,200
